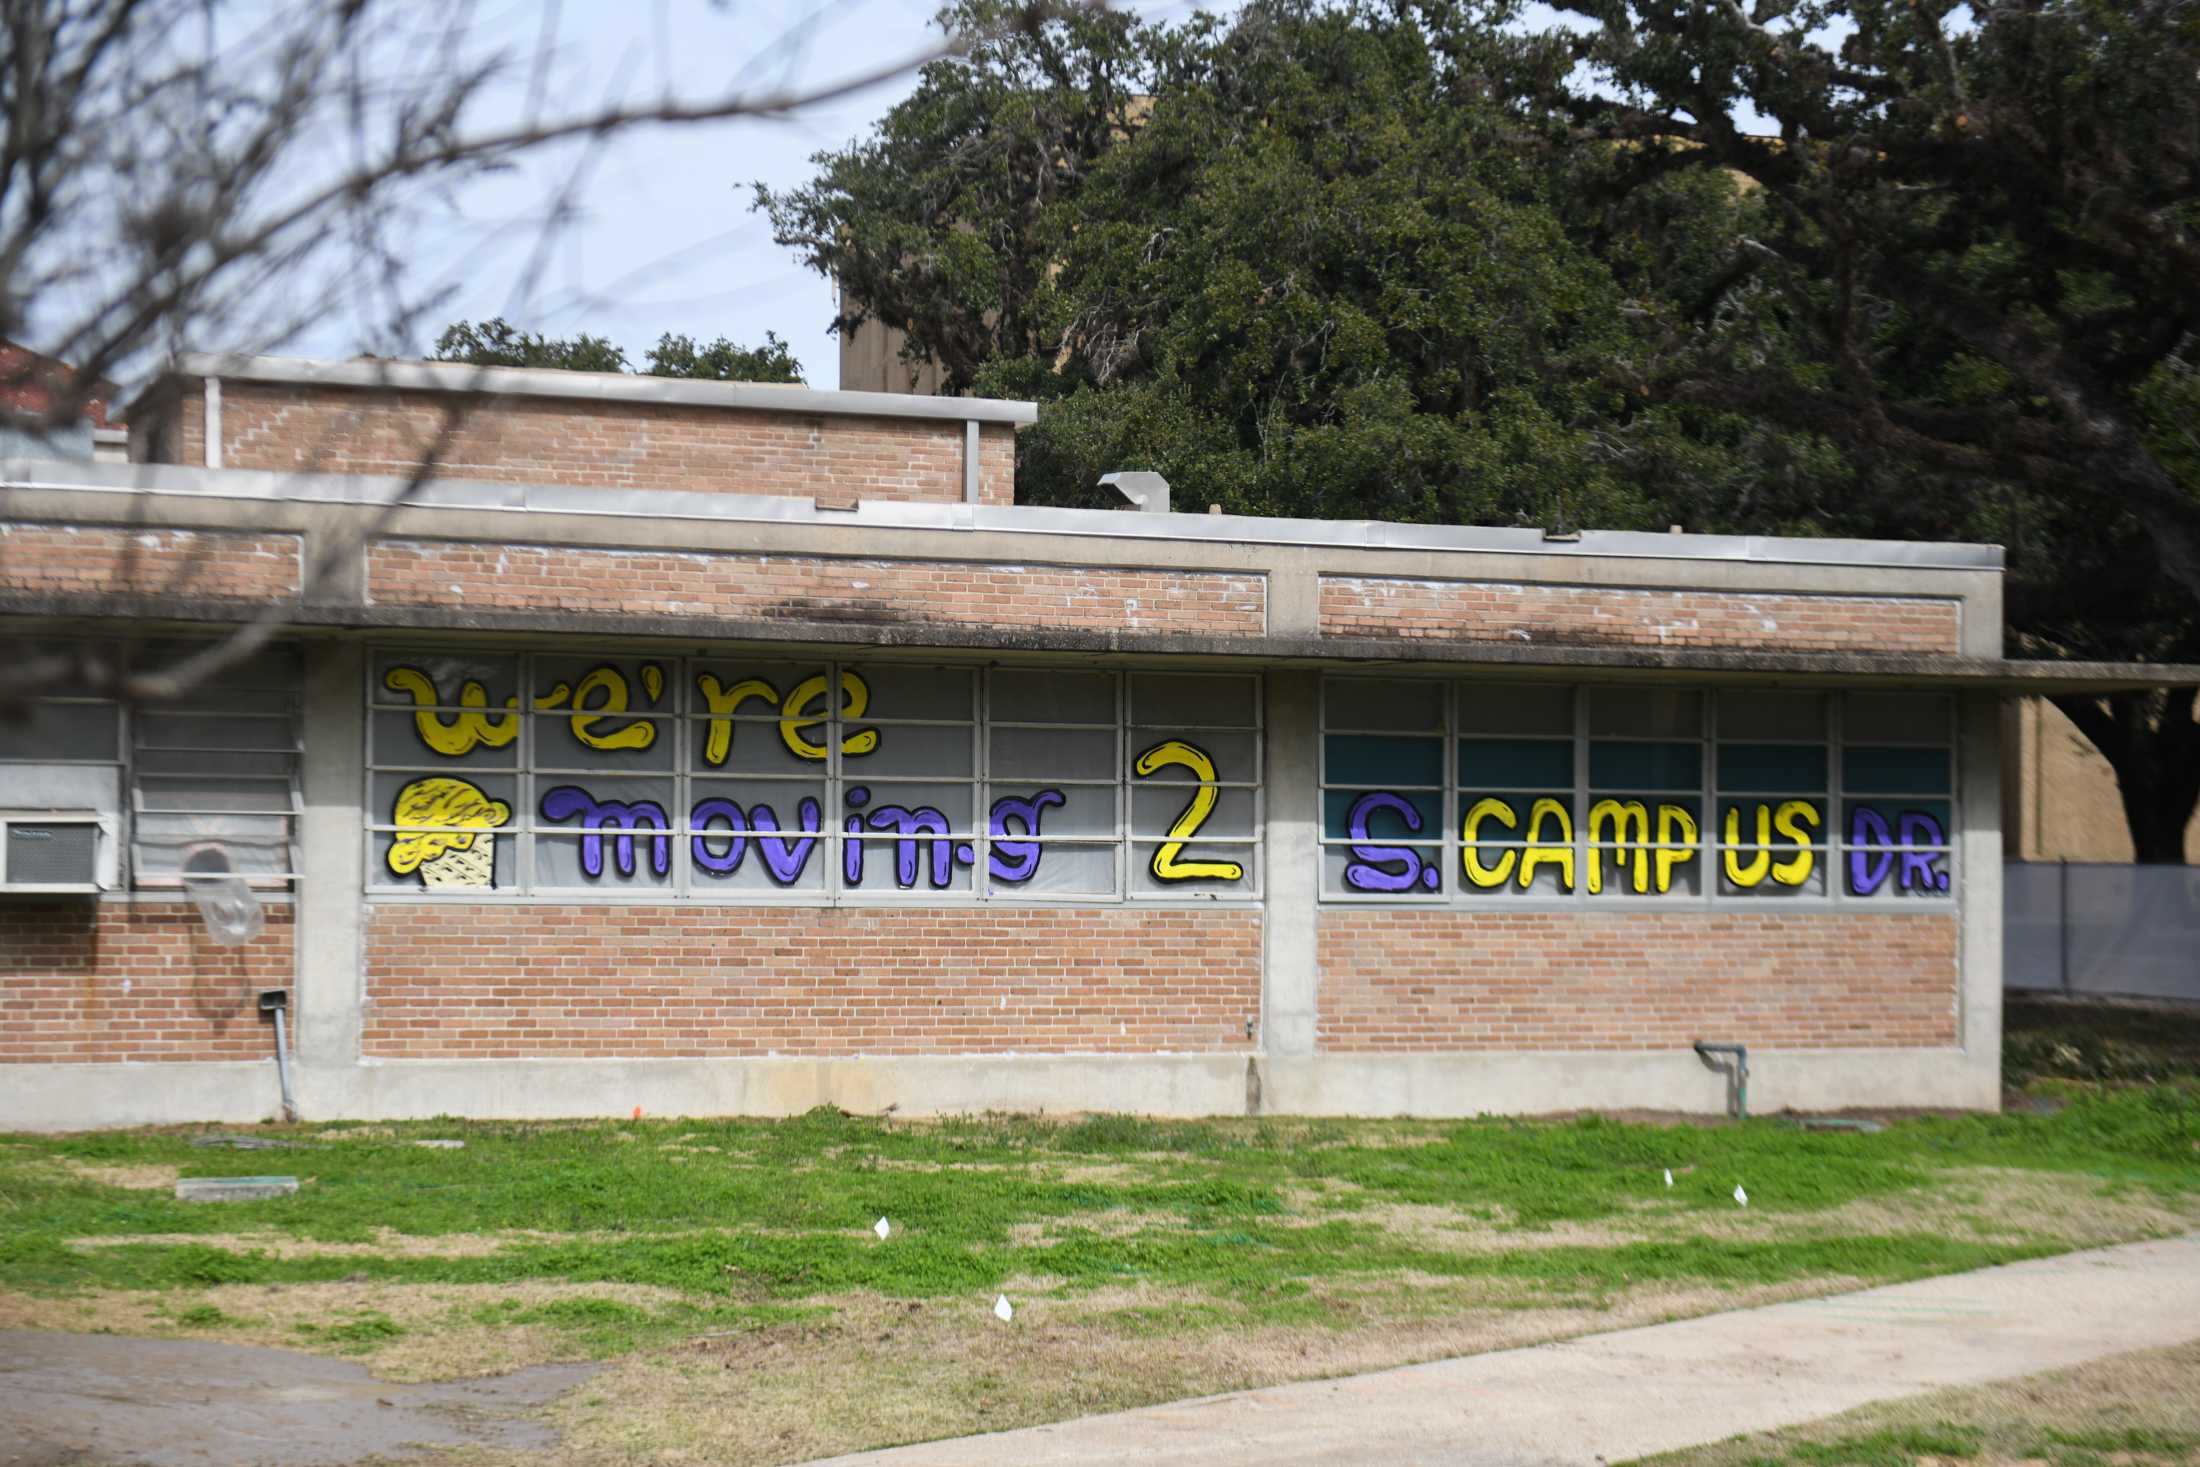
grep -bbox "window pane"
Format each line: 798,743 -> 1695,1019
989,670 -> 1115,725
533,711 -> 675,771
1717,744 -> 1828,793
1323,788 -> 1442,842
989,841 -> 1116,896
1457,738 -> 1571,789
1457,683 -> 1570,736
1324,734 -> 1441,787
990,726 -> 1116,782
1718,691 -> 1827,741
1717,848 -> 1830,897
1590,689 -> 1701,738
1323,842 -> 1445,897
1843,844 -> 1955,898
691,717 -> 825,776
848,780 -> 975,834
372,708 -> 517,768
0,702 -> 118,761
1133,785 -> 1257,841
1844,693 -> 1951,744
1589,742 -> 1701,791
1130,730 -> 1257,783
1131,673 -> 1256,728
988,784 -> 1115,839
687,781 -> 828,891
852,664 -> 974,721
137,711 -> 292,752
2,765 -> 117,810
1325,679 -> 1443,732
1457,846 -> 1575,897
374,653 -> 520,708
1842,800 -> 1952,844
1130,842 -> 1255,895
848,723 -> 975,779
1841,747 -> 1951,795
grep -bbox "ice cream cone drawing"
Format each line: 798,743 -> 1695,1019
387,776 -> 511,890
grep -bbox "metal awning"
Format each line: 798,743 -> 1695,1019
5,592 -> 2197,693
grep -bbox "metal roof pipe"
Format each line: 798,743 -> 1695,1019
1100,470 -> 1170,515
1694,1040 -> 1749,1121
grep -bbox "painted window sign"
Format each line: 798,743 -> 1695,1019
366,652 -> 1260,901
1321,681 -> 1955,904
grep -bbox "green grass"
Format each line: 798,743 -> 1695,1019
3,1080 -> 2195,1305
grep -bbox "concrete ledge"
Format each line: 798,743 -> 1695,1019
0,1061 -> 286,1130
0,1048 -> 1997,1130
1261,1049 -> 2002,1116
155,355 -> 1041,426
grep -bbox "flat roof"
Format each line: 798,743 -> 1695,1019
1,457 -> 2005,573
137,353 -> 1040,427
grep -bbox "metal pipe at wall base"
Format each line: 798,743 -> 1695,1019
1693,1041 -> 1748,1120
271,1007 -> 296,1123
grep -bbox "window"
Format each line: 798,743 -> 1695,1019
0,642 -> 302,887
366,650 -> 1262,902
1321,679 -> 1954,905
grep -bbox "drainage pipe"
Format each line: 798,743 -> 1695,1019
1693,1041 -> 1748,1121
260,989 -> 297,1123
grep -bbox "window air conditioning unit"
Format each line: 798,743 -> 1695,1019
0,812 -> 120,894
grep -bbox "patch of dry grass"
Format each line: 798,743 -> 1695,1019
1630,1338 -> 2200,1467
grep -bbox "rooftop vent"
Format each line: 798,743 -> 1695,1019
1100,471 -> 1170,515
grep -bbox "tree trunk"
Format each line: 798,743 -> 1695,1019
2051,690 -> 2200,864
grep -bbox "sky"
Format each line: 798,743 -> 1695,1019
303,1 -> 1207,385
291,0 -> 1630,387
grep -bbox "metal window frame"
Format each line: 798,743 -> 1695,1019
1318,675 -> 1958,911
365,648 -> 1264,907
0,644 -> 303,890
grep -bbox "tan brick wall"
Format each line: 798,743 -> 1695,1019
362,905 -> 1262,1059
365,539 -> 1267,636
165,381 -> 1014,507
0,901 -> 295,1063
1316,909 -> 1957,1051
0,522 -> 301,600
1319,577 -> 1962,655
2003,698 -> 2200,862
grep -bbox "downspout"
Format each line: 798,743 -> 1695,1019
963,419 -> 980,504
1693,1040 -> 1748,1120
260,989 -> 296,1123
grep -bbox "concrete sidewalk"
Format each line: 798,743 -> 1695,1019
812,1233 -> 2200,1467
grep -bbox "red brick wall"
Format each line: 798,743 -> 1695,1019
1319,577 -> 1962,655
1316,909 -> 1958,1052
0,901 -> 294,1063
365,539 -> 1267,636
362,905 -> 1262,1059
163,381 -> 1015,507
0,522 -> 301,600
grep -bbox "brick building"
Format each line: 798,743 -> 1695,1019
3,353 -> 2190,1128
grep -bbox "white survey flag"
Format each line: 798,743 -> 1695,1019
993,1295 -> 1014,1322
1733,1184 -> 1749,1207
874,1217 -> 891,1240
1663,1169 -> 1673,1188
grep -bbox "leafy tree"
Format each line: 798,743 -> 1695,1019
431,319 -> 631,373
769,0 -> 1729,526
1506,0 -> 2200,857
768,0 -> 2200,854
645,331 -> 804,383
432,321 -> 805,384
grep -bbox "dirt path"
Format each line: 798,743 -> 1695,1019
0,1330 -> 595,1466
